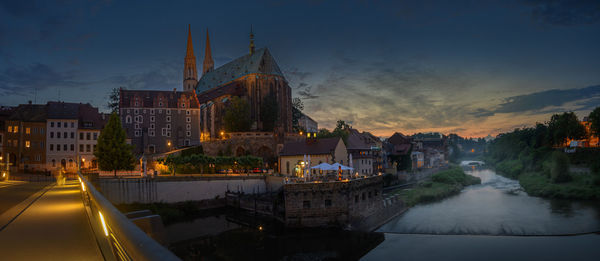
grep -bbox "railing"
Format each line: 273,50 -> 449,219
77,172 -> 180,261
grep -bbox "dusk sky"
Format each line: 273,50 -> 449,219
1,0 -> 599,138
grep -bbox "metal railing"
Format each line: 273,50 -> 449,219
77,172 -> 180,261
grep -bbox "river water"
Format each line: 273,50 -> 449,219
167,165 -> 600,260
363,165 -> 600,260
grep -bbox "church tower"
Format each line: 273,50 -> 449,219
202,29 -> 214,75
249,25 -> 255,55
183,24 -> 198,92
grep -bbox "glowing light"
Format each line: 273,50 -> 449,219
258,226 -> 263,231
299,131 -> 303,136
81,182 -> 86,192
2,172 -> 5,178
98,211 -> 109,237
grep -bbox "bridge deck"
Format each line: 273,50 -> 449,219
0,180 -> 103,260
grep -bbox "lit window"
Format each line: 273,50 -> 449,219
26,127 -> 30,134
14,126 -> 18,133
25,141 -> 30,148
8,126 -> 12,132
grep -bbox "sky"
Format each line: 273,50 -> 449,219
1,0 -> 599,138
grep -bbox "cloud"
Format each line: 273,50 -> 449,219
0,63 -> 83,95
494,85 -> 600,113
523,0 -> 600,26
107,61 -> 180,90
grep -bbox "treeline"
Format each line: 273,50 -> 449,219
158,154 -> 263,174
485,108 -> 600,199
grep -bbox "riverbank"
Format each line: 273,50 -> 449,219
115,199 -> 226,225
388,167 -> 481,207
518,171 -> 600,200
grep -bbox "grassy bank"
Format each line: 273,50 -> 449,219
519,172 -> 600,200
392,167 -> 481,207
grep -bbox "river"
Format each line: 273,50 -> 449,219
166,164 -> 600,260
363,165 -> 600,260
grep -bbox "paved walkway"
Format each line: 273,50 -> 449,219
0,181 -> 103,260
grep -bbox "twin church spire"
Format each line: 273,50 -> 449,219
183,25 -> 256,92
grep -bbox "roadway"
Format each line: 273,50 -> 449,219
0,180 -> 103,260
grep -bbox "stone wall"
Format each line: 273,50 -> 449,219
99,176 -> 276,204
283,176 -> 383,227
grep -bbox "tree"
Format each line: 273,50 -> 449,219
589,107 -> 600,137
547,112 -> 587,146
550,151 -> 571,183
316,120 -> 350,144
95,113 -> 135,177
260,92 -> 279,131
107,87 -> 122,114
223,96 -> 251,132
292,97 -> 304,132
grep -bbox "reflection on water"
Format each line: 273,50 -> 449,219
378,168 -> 600,235
167,209 -> 384,260
362,234 -> 600,261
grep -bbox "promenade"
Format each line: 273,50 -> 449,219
0,180 -> 103,260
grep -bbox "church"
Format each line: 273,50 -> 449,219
188,26 -> 293,140
120,25 -> 294,154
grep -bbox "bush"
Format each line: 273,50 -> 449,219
550,151 -> 571,183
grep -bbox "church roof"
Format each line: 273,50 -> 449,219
196,48 -> 284,94
280,137 -> 343,156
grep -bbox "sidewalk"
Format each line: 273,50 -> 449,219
0,181 -> 103,260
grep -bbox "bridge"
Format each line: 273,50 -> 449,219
0,176 -> 180,260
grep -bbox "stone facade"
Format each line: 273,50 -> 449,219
120,89 -> 201,155
283,176 -> 383,227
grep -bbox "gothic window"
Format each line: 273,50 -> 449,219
150,116 -> 155,122
186,110 -> 190,115
166,131 -> 171,137
186,131 -> 191,137
186,124 -> 191,130
166,109 -> 171,115
166,124 -> 171,129
186,117 -> 191,123
149,130 -> 155,137
134,109 -> 139,115
125,115 -> 132,124
166,116 -> 171,122
150,109 -> 155,115
150,124 -> 155,129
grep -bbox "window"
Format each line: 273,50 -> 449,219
25,127 -> 30,134
86,144 -> 91,152
134,130 -> 140,137
86,133 -> 91,140
186,131 -> 191,137
186,124 -> 191,130
186,110 -> 190,115
166,124 -> 171,129
303,201 -> 311,209
166,131 -> 171,137
80,133 -> 84,140
355,195 -> 359,203
93,133 -> 97,140
57,122 -> 61,128
150,109 -> 155,115
162,128 -> 167,136
35,155 -> 41,161
57,145 -> 61,151
125,115 -> 132,124
135,102 -> 139,107
50,122 -> 54,128
325,199 -> 332,207
181,103 -> 186,108
71,122 -> 74,128
80,144 -> 83,152
71,132 -> 74,139
166,109 -> 171,115
52,159 -> 56,167
166,116 -> 171,122
14,126 -> 18,133
135,124 -> 140,129
50,132 -> 54,138
134,109 -> 139,114
50,144 -> 54,151
63,144 -> 67,151
64,132 -> 67,138
149,130 -> 155,137
40,141 -> 44,148
57,132 -> 61,138
25,140 -> 30,148
150,124 -> 155,129
64,122 -> 68,128
184,139 -> 190,146
150,116 -> 155,122
159,102 -> 163,107
186,117 -> 191,123
70,144 -> 74,151
7,126 -> 12,132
